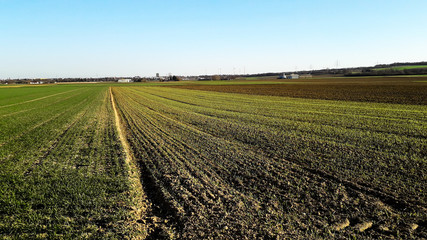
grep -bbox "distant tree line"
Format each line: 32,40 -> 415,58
374,61 -> 427,68
245,61 -> 427,78
344,67 -> 427,77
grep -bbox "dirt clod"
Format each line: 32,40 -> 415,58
410,223 -> 418,231
334,218 -> 350,231
356,221 -> 373,232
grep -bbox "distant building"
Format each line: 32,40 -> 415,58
198,76 -> 210,81
181,76 -> 198,81
278,73 -> 287,79
117,79 -> 133,83
156,73 -> 160,78
288,74 -> 299,79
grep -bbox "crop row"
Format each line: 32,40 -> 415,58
112,86 -> 426,239
126,87 -> 426,203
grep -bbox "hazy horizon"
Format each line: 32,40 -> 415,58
1,0 -> 426,79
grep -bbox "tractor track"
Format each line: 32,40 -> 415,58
110,87 -> 181,239
24,106 -> 90,176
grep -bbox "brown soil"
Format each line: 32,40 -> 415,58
171,77 -> 427,105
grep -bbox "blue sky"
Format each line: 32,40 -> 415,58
1,0 -> 426,78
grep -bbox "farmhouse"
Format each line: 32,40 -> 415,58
117,78 -> 133,83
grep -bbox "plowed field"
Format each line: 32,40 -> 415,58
171,76 -> 427,104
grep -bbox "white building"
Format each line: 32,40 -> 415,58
117,79 -> 133,83
288,74 -> 299,79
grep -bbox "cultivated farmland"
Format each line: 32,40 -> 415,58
1,77 -> 426,239
0,85 -> 142,239
172,76 -> 427,104
111,78 -> 426,239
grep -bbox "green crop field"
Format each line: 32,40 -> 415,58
0,85 -> 143,239
1,77 -> 426,239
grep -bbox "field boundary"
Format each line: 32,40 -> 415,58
110,87 -> 148,239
